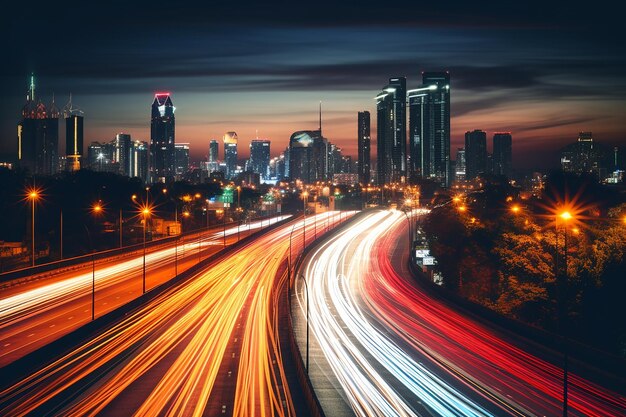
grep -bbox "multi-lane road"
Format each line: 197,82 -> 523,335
292,209 -> 626,416
0,215 -> 288,366
0,211 -> 352,417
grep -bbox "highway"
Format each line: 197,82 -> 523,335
0,211 -> 351,417
0,215 -> 289,366
292,209 -> 626,416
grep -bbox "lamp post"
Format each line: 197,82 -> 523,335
299,273 -> 310,374
83,224 -> 96,320
119,209 -> 123,248
27,188 -> 39,267
557,210 -> 573,417
302,191 -> 308,248
142,206 -> 151,294
88,202 -> 103,319
60,208 -> 63,260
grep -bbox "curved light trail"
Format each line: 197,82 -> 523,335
0,215 -> 290,366
294,210 -> 491,416
0,211 -> 351,416
293,209 -> 626,416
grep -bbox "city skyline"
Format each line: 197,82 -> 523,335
2,1 -> 625,170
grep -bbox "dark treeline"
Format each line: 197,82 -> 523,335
423,171 -> 626,357
0,168 -> 222,261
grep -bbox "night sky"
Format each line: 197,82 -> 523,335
2,0 -> 624,170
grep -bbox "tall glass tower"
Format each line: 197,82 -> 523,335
64,94 -> 84,172
150,93 -> 175,183
408,72 -> 451,187
223,131 -> 238,179
376,77 -> 406,185
357,111 -> 370,185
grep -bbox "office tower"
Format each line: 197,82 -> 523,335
114,133 -> 132,176
223,131 -> 238,179
209,139 -> 219,162
408,72 -> 451,187
357,111 -> 371,184
465,130 -> 488,180
376,77 -> 406,185
249,139 -> 271,179
493,132 -> 513,179
207,139 -> 219,173
175,143 -> 190,179
87,141 -> 115,172
560,132 -> 611,179
17,75 -> 59,176
132,140 -> 149,182
63,94 -> 84,171
455,148 -> 466,182
270,153 -> 286,181
289,130 -> 329,183
150,92 -> 176,183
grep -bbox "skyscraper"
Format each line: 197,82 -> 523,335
357,111 -> 371,184
249,139 -> 271,179
132,140 -> 149,183
87,141 -> 115,172
17,75 -> 59,176
455,148 -> 466,182
376,77 -> 406,185
63,94 -> 84,172
150,93 -> 176,183
223,131 -> 238,179
465,130 -> 487,180
208,139 -> 219,173
209,139 -> 219,162
114,133 -> 132,176
175,143 -> 190,179
560,132 -> 611,179
408,72 -> 451,187
289,131 -> 320,183
492,132 -> 513,179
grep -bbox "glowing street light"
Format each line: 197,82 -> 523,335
26,186 -> 40,267
556,208 -> 574,417
141,205 -> 152,294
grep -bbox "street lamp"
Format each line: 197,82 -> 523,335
298,273 -> 310,374
556,209 -> 573,417
142,206 -> 151,294
302,191 -> 308,248
26,187 -> 40,267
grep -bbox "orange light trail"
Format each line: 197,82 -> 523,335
0,211 -> 353,417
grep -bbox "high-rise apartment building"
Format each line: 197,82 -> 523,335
465,130 -> 488,180
63,94 -> 84,172
17,75 -> 59,176
357,111 -> 371,184
223,131 -> 238,179
150,93 -> 176,183
493,132 -> 512,179
408,72 -> 451,187
249,139 -> 271,179
376,77 -> 406,185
